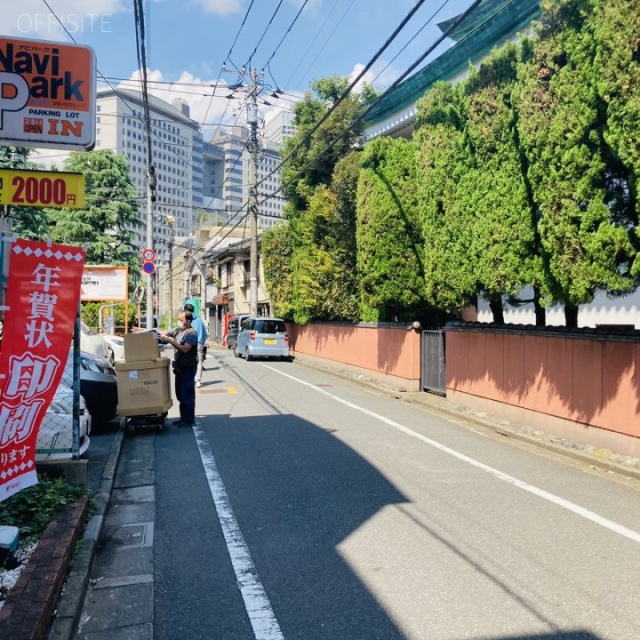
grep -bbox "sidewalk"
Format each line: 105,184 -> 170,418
48,427 -> 125,640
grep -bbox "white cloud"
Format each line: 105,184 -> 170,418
119,69 -> 248,137
31,148 -> 72,170
288,0 -> 324,13
348,63 -> 376,93
0,0 -> 126,38
349,62 -> 403,93
194,0 -> 244,16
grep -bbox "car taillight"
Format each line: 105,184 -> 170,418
285,332 -> 289,343
249,331 -> 256,341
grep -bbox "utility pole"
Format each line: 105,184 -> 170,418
247,67 -> 259,318
146,166 -> 156,329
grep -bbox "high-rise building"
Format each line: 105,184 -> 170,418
95,88 -> 206,261
209,120 -> 289,231
96,90 -> 292,265
263,109 -> 295,145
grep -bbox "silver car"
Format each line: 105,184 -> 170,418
234,317 -> 290,361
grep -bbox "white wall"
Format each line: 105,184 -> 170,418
477,287 -> 640,328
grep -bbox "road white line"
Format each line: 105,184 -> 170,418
193,424 -> 285,640
264,365 -> 640,546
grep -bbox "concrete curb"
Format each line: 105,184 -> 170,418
47,427 -> 125,640
399,393 -> 640,483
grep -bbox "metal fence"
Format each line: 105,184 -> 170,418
421,330 -> 446,395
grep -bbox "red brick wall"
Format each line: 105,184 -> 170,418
446,326 -> 640,440
287,323 -> 421,390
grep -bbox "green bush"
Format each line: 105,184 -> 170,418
0,476 -> 86,542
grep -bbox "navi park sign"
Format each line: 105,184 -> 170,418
0,36 -> 96,150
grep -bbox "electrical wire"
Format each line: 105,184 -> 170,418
281,0 -> 342,90
290,0 -> 358,92
257,0 -> 486,204
258,0 -> 430,188
261,0 -> 311,87
37,2 -> 268,260
244,0 -> 285,70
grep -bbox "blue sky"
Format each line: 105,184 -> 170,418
2,0 -> 474,142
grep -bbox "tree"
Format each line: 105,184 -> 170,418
281,76 -> 375,214
262,219 -> 295,321
0,147 -> 50,240
463,46 -> 547,324
357,137 -> 426,322
414,82 -> 479,314
47,150 -> 142,270
593,0 -> 640,277
264,76 -> 375,324
514,0 -> 638,325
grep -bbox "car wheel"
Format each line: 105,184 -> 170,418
245,349 -> 252,362
233,345 -> 241,358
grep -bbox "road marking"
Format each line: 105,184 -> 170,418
193,424 -> 285,640
264,365 -> 640,546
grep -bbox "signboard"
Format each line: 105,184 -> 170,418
81,265 -> 128,302
0,239 -> 86,501
0,169 -> 85,208
0,36 -> 96,150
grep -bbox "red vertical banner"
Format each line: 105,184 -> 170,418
0,239 -> 86,502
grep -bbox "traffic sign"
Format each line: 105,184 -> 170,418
142,248 -> 155,261
142,261 -> 155,275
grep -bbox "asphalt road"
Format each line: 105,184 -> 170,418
81,348 -> 640,640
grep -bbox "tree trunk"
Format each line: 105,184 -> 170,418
533,288 -> 546,326
564,304 -> 578,328
489,295 -> 505,324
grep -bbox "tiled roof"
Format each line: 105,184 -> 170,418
365,0 -> 541,130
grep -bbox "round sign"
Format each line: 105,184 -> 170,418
142,261 -> 156,275
142,248 -> 155,262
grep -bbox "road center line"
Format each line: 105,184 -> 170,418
264,365 -> 640,546
193,424 -> 285,640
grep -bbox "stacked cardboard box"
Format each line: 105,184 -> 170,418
115,332 -> 173,416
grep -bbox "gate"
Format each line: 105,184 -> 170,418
421,330 -> 446,395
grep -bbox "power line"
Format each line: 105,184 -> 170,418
258,0 -> 430,189
36,1 -> 271,263
290,0 -> 358,92
257,0 -> 486,206
261,0 -> 311,88
244,0 -> 285,70
282,0 -> 342,90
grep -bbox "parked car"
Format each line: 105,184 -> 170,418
234,317 -> 290,361
80,321 -> 110,360
37,386 -> 91,461
226,314 -> 248,349
61,350 -> 119,426
102,333 -> 125,364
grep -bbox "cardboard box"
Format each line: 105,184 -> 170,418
124,331 -> 160,362
115,358 -> 172,416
